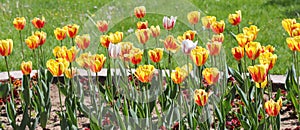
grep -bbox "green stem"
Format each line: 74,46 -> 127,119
19,31 -> 24,60
198,66 -> 202,88
143,44 -> 148,64
60,40 -> 63,47
155,37 -> 158,48
252,60 -> 255,66
5,56 -> 14,101
71,38 -> 74,46
237,24 -> 240,34
57,81 -> 63,113
238,61 -> 243,75
186,54 -> 189,81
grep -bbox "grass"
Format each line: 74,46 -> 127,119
0,0 -> 299,74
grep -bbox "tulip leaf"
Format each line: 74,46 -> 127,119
235,84 -> 249,106
5,98 -> 16,126
228,67 -> 244,85
0,83 -> 9,98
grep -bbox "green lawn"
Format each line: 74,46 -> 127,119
0,0 -> 299,74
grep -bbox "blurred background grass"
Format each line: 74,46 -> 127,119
0,0 -> 299,74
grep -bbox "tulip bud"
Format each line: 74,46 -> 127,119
187,11 -> 200,25
134,6 -> 146,19
182,39 -> 197,55
202,68 -> 219,85
13,17 -> 26,30
134,65 -> 155,83
194,89 -> 209,106
21,61 -> 32,75
96,20 -> 108,33
0,39 -> 13,56
31,17 -> 45,29
163,16 -> 177,30
75,34 -> 90,50
108,43 -> 121,59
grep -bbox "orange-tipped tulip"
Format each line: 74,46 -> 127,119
163,35 -> 180,53
25,35 -> 39,50
245,41 -> 262,60
135,65 -> 155,83
31,17 -> 45,29
96,20 -> 108,33
109,31 -> 123,44
202,68 -> 219,85
119,42 -> 133,61
100,35 -> 111,48
0,39 -> 13,56
187,11 -> 200,25
259,52 -> 277,71
66,24 -> 79,38
135,29 -> 150,44
134,6 -> 146,19
265,98 -> 282,117
201,16 -> 216,29
89,54 -> 106,73
137,21 -> 148,30
228,10 -> 242,26
53,46 -> 67,58
171,64 -> 192,84
129,47 -> 143,65
177,30 -> 197,43
191,46 -> 209,66
75,34 -> 90,50
148,48 -> 164,63
34,31 -> 47,46
282,19 -> 297,37
150,25 -> 160,38
231,46 -> 244,61
207,41 -> 222,56
21,61 -> 32,75
46,58 -> 69,77
65,46 -> 79,62
194,89 -> 209,106
13,17 -> 26,30
211,20 -> 225,34
247,64 -> 267,83
65,67 -> 77,79
54,27 -> 67,41
211,33 -> 224,43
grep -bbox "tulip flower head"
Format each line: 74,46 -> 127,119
231,46 -> 244,61
211,33 -> 224,43
163,16 -> 177,30
171,64 -> 192,84
100,35 -> 112,48
13,17 -> 26,30
255,78 -> 267,88
108,43 -> 121,59
134,6 -> 146,19
194,89 -> 209,106
25,35 -> 39,50
53,46 -> 67,58
264,98 -> 282,117
201,16 -> 216,29
228,10 -> 242,26
21,61 -> 32,75
137,21 -> 148,30
177,30 -> 197,43
286,37 -> 298,51
207,41 -> 222,56
187,11 -> 200,25
282,19 -> 297,37
135,29 -> 150,44
261,45 -> 275,53
75,34 -> 90,50
0,39 -> 13,56
247,64 -> 267,83
182,39 -> 197,55
96,20 -> 109,33
54,27 -> 67,41
65,67 -> 77,79
76,52 -> 92,68
259,52 -> 277,71
31,17 -> 45,29
89,54 -> 106,73
119,42 -> 133,61
134,65 -> 155,83
163,35 -> 180,53
245,41 -> 262,60
291,23 -> 300,37
150,25 -> 160,38
235,33 -> 249,48
66,24 -> 79,38
109,31 -> 123,44
65,46 -> 79,62
46,58 -> 69,77
243,25 -> 259,41
34,31 -> 47,46
202,67 -> 219,85
148,48 -> 164,63
190,46 -> 209,66
211,20 -> 225,34
129,47 -> 143,65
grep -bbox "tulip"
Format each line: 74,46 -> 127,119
54,27 -> 67,41
259,52 -> 277,71
211,33 -> 224,43
34,31 -> 47,46
202,67 -> 219,85
190,46 -> 209,66
247,64 -> 267,83
163,16 -> 177,30
75,34 -> 90,50
255,78 -> 267,88
182,39 -> 197,55
100,35 -> 112,48
46,58 -> 69,76
96,20 -> 108,33
53,46 -> 67,58
65,67 -> 77,79
25,35 -> 39,50
31,17 -> 45,29
13,17 -> 26,30
282,19 -> 296,37
228,10 -> 242,26
264,98 -> 282,117
245,41 -> 262,60
201,16 -> 216,29
211,20 -> 225,34
89,54 -> 106,73
291,23 -> 300,37
261,45 -> 275,53
21,61 -> 32,75
235,33 -> 249,48
129,47 -> 143,65
119,42 -> 133,61
65,46 -> 79,62
163,35 -> 180,53
148,48 -> 164,63
108,43 -> 121,59
171,64 -> 192,84
231,46 -> 244,61
135,29 -> 150,44
109,31 -> 123,44
66,24 -> 79,38
134,65 -> 155,83
150,25 -> 160,38
207,41 -> 222,56
134,6 -> 146,19
0,39 -> 13,56
177,30 -> 197,43
76,52 -> 92,68
137,21 -> 148,30
187,11 -> 200,25
243,25 -> 259,41
194,89 -> 209,106
286,37 -> 298,51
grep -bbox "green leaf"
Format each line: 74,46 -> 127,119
235,84 -> 249,106
213,101 -> 223,124
40,111 -> 48,128
228,67 -> 244,85
5,99 -> 16,127
22,75 -> 31,104
0,83 -> 9,98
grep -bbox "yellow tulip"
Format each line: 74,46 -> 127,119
109,31 -> 123,44
162,35 -> 180,53
119,42 -> 133,61
259,52 -> 277,71
21,61 -> 32,75
187,11 -> 200,25
265,98 -> 282,117
245,41 -> 261,60
255,78 -> 267,88
65,46 -> 79,62
211,33 -> 224,43
201,16 -> 216,29
134,65 -> 155,83
247,64 -> 267,83
129,47 -> 143,65
171,64 -> 192,84
25,35 -> 39,50
75,34 -> 90,50
150,25 -> 160,38
96,20 -> 108,33
34,31 -> 47,46
231,46 -> 244,61
46,58 -> 69,77
65,67 -> 77,79
206,41 -> 222,56
54,27 -> 67,41
235,33 -> 249,48
13,17 -> 26,30
243,25 -> 259,41
202,68 -> 219,85
291,23 -> 300,37
137,21 -> 148,30
100,35 -> 111,48
53,46 -> 67,58
31,17 -> 45,29
135,29 -> 150,44
65,24 -> 79,38
190,46 -> 209,66
261,45 -> 275,53
134,6 -> 146,19
282,19 -> 296,37
211,20 -> 225,34
194,89 -> 209,106
76,52 -> 92,69
89,54 -> 106,73
148,48 -> 164,63
228,10 -> 242,26
177,30 -> 197,43
0,39 -> 13,56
